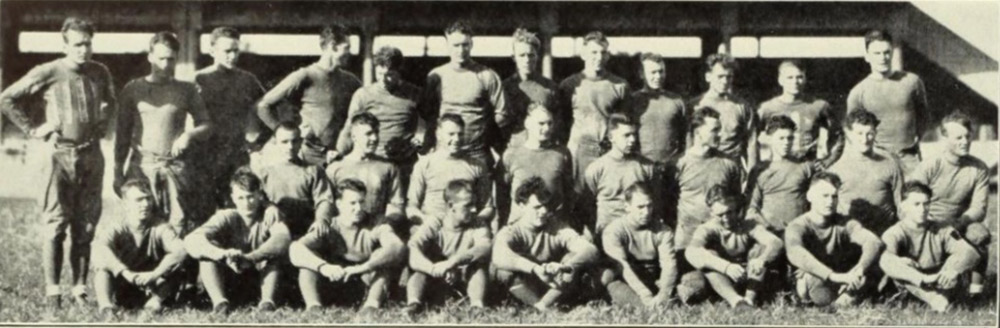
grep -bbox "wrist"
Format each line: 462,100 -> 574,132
317,263 -> 327,273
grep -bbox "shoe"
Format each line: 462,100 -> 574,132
142,305 -> 164,316
213,301 -> 231,315
257,301 -> 277,313
305,304 -> 324,313
732,299 -> 753,310
403,302 -> 423,317
99,306 -> 119,320
359,306 -> 378,315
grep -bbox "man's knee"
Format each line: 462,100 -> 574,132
963,222 -> 991,249
797,273 -> 836,306
676,271 -> 707,303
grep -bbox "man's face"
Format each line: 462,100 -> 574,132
521,195 -> 551,230
865,40 -> 893,74
942,122 -> 972,157
446,32 -> 473,65
211,37 -> 240,68
231,185 -> 264,219
625,192 -> 653,227
705,64 -> 733,94
436,121 -> 463,155
123,187 -> 154,226
525,109 -> 553,143
148,43 -> 177,76
710,200 -> 742,230
695,117 -> 721,149
324,41 -> 351,67
445,195 -> 476,226
351,124 -> 379,155
580,40 -> 609,72
778,65 -> 806,96
513,41 -> 538,76
845,123 -> 876,153
768,128 -> 795,159
62,30 -> 93,65
807,181 -> 839,217
609,124 -> 638,155
900,191 -> 931,226
272,128 -> 302,162
642,59 -> 665,90
337,189 -> 366,224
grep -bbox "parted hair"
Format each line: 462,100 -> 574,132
765,115 -> 798,135
210,26 -> 240,45
149,31 -> 181,52
705,185 -> 742,206
624,183 -> 652,203
320,24 -> 351,49
512,28 -> 541,53
336,179 -> 367,200
864,29 -> 893,49
443,179 -> 476,205
582,31 -> 609,47
705,53 -> 738,71
445,20 -> 474,36
902,181 -> 933,200
810,171 -> 843,189
230,167 -> 262,193
438,113 -> 466,130
373,46 -> 404,70
608,112 -> 638,132
844,109 -> 881,129
939,111 -> 974,136
61,17 -> 96,41
121,178 -> 152,196
691,106 -> 721,130
514,177 -> 552,206
351,112 -> 381,132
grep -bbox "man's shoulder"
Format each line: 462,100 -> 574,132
558,73 -> 584,88
960,155 -> 990,172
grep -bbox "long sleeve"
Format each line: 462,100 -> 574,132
407,226 -> 438,274
784,223 -> 834,280
150,227 -> 188,278
846,85 -> 862,114
97,68 -> 118,137
185,85 -> 214,141
0,65 -> 51,133
749,224 -> 784,263
114,85 -> 136,172
452,227 -> 493,265
820,103 -> 844,166
386,166 -> 406,216
311,168 -> 335,226
914,77 -> 929,139
495,155 -> 513,227
92,230 -> 129,276
183,213 -> 231,261
941,229 -> 982,274
473,165 -> 496,221
656,230 -> 678,297
407,159 -> 429,223
335,88 -> 366,155
961,166 -> 989,224
491,229 -> 539,273
359,225 -> 406,272
745,166 -> 766,224
879,227 -> 926,285
486,71 -> 509,129
684,227 -> 732,273
562,231 -> 600,268
289,230 -> 330,271
745,106 -> 760,170
421,73 -> 442,125
257,69 -> 307,130
246,216 -> 292,262
847,221 -> 885,272
602,228 -> 654,297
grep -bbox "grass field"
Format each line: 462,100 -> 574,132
0,196 -> 997,326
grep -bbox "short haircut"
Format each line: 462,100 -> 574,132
764,115 -> 798,135
624,183 -> 651,203
608,112 -> 638,132
514,177 -> 552,206
276,121 -> 301,134
445,20 -> 474,36
121,178 -> 152,196
149,31 -> 181,52
582,31 -> 609,47
351,112 -> 380,132
525,103 -> 553,119
61,17 -> 96,41
336,179 -> 367,199
844,109 -> 881,130
373,46 -> 404,70
230,167 -> 262,193
320,24 -> 351,49
690,107 -> 721,131
443,179 -> 476,205
438,113 -> 466,130
778,59 -> 805,74
810,171 -> 843,189
864,29 -> 893,50
939,111 -> 974,136
705,185 -> 741,207
902,181 -> 933,200
512,28 -> 541,53
639,52 -> 665,77
210,26 -> 241,45
705,53 -> 738,71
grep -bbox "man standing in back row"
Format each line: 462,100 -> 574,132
758,60 -> 842,167
847,29 -> 929,174
424,21 -> 508,168
257,25 -> 362,167
0,17 -> 117,309
688,53 -> 758,171
630,52 -> 687,165
500,28 -> 561,153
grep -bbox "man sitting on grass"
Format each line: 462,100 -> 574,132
785,172 -> 884,307
492,178 -> 601,311
91,179 -> 188,315
405,180 -> 492,315
289,179 -> 406,311
880,182 -> 981,312
685,186 -> 784,308
600,183 -> 678,308
184,168 -> 292,314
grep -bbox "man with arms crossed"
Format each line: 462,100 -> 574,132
757,60 -> 842,166
492,178 -> 601,311
600,183 -> 678,308
115,31 -> 213,237
847,29 -> 929,174
688,53 -> 758,171
290,179 -> 406,311
908,111 -> 991,298
0,17 -> 116,308
257,122 -> 335,239
423,21 -> 508,168
184,168 -> 292,313
92,180 -> 187,314
257,25 -> 362,166
327,113 -> 405,224
880,182 -> 981,312
631,52 -> 687,165
785,172 -> 884,307
405,180 -> 492,315
500,28 -> 561,153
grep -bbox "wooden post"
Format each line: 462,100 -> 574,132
174,1 -> 202,81
362,32 -> 374,86
539,3 -> 558,79
719,3 -> 739,55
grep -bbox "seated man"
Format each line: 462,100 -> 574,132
326,112 -> 405,225
880,182 -> 981,312
91,179 -> 188,314
184,168 -> 292,313
492,178 -> 601,311
600,183 -> 678,308
405,180 -> 492,315
785,172 -> 884,307
289,179 -> 406,311
685,186 -> 784,308
257,122 -> 335,239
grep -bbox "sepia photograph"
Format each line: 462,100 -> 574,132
0,0 -> 996,326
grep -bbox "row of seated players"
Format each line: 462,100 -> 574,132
91,166 -> 981,316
